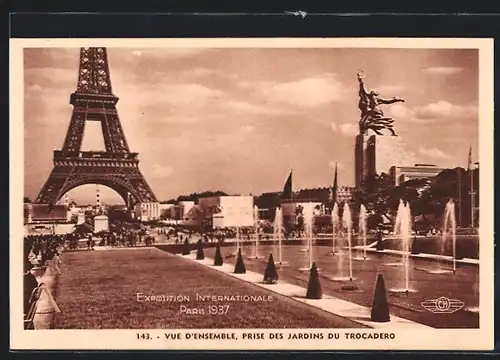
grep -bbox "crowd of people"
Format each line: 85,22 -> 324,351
96,230 -> 154,247
23,234 -> 65,329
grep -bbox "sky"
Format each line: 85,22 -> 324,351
23,47 -> 479,204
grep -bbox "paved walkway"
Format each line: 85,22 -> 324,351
177,252 -> 432,330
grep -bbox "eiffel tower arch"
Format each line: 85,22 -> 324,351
35,47 -> 158,211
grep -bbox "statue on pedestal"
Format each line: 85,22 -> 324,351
357,71 -> 405,136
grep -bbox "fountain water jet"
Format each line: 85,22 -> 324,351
352,204 -> 370,261
444,200 -> 457,274
388,200 -> 417,295
229,209 -> 244,256
299,203 -> 316,271
298,207 -> 310,253
328,202 -> 339,256
251,205 -> 263,259
273,207 -> 288,267
417,199 -> 457,275
337,203 -> 359,291
344,203 -> 353,281
384,200 -> 407,267
327,203 -> 352,283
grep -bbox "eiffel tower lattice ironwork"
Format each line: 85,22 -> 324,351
35,47 -> 158,207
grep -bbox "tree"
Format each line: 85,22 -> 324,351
160,199 -> 176,204
421,167 -> 470,228
176,190 -> 228,204
352,173 -> 397,229
255,192 -> 281,210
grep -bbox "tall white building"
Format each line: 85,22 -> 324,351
389,164 -> 444,186
134,202 -> 160,221
198,196 -> 254,228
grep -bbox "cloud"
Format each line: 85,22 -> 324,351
151,164 -> 174,178
123,48 -> 208,61
160,116 -> 200,124
418,147 -> 452,159
239,125 -> 254,134
386,103 -> 411,119
222,100 -> 292,116
188,67 -> 219,78
422,67 -> 464,75
385,101 -> 477,124
330,122 -> 358,136
256,73 -> 344,108
24,67 -> 77,87
414,101 -> 477,119
128,82 -> 224,108
339,123 -> 358,136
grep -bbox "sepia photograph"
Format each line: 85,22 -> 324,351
10,38 -> 494,351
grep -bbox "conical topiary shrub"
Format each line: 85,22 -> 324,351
234,248 -> 246,274
305,262 -> 322,299
196,239 -> 205,260
370,274 -> 390,322
181,238 -> 190,255
263,253 -> 278,284
213,242 -> 223,266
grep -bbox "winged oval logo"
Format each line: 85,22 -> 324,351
421,297 -> 465,314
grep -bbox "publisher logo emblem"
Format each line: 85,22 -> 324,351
421,297 -> 464,314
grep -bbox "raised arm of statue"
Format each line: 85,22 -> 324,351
377,97 -> 405,105
358,72 -> 369,98
357,72 -> 370,114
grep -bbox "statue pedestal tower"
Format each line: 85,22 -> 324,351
355,134 -> 414,187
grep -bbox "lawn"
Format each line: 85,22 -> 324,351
53,248 -> 365,329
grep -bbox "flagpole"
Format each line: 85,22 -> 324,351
458,167 -> 462,228
470,165 -> 475,228
468,145 -> 475,228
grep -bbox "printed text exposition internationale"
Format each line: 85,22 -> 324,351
136,293 -> 274,303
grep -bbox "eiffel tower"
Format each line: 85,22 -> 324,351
35,47 -> 158,209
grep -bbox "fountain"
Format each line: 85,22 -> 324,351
273,207 -> 288,267
236,221 -> 241,253
444,199 -> 457,274
417,199 -> 457,275
229,208 -> 243,256
338,203 -> 358,291
298,206 -> 309,253
384,199 -> 407,267
251,205 -> 263,259
352,204 -> 369,261
299,203 -> 316,271
343,203 -> 354,282
388,200 -> 416,295
326,203 -> 352,283
328,202 -> 339,256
